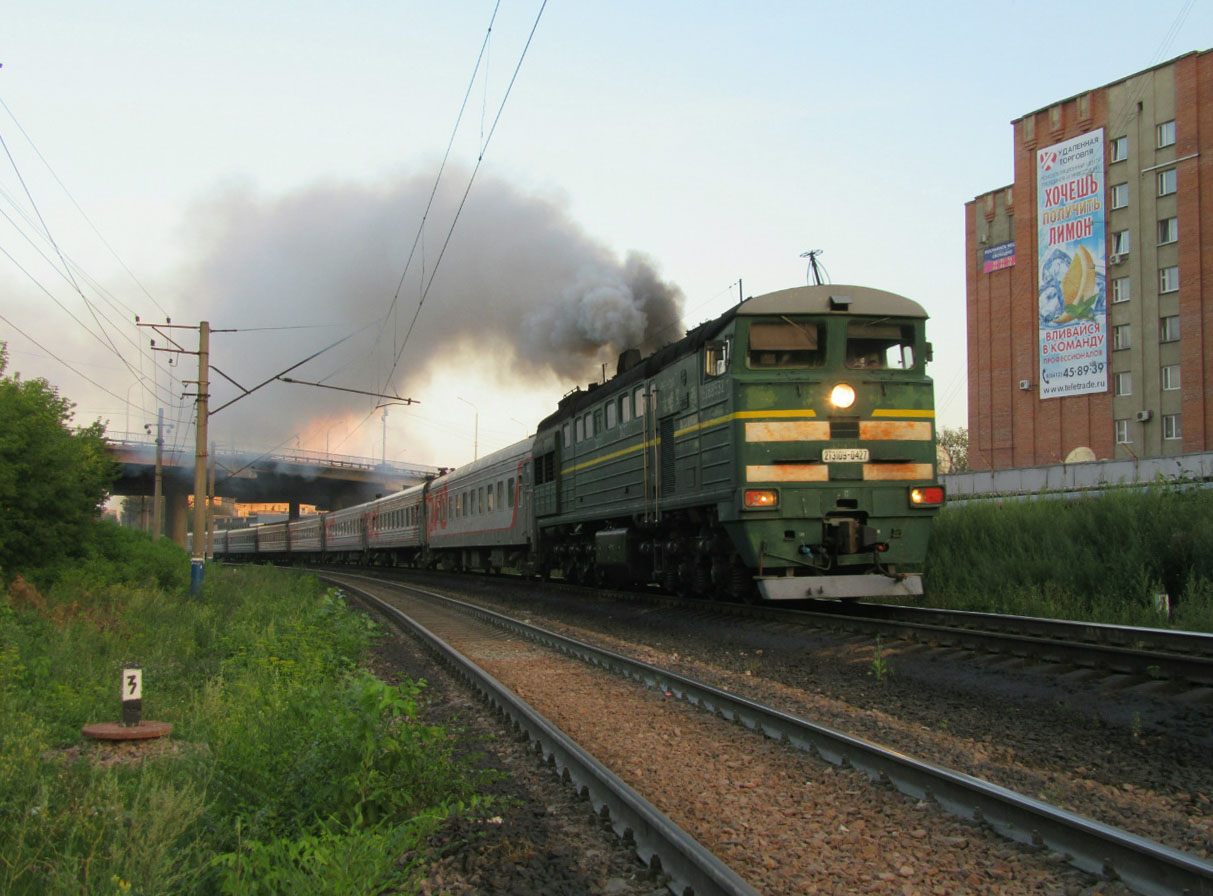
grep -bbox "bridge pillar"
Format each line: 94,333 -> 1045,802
289,501 -> 300,521
167,494 -> 189,549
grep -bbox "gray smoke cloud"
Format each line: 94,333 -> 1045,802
179,168 -> 684,449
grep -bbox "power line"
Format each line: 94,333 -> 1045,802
380,0 -> 548,394
365,1 -> 504,400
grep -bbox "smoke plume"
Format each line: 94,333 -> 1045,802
178,169 -> 684,454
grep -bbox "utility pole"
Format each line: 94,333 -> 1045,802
191,321 -> 209,594
207,439 -> 216,559
139,316 -> 213,595
143,408 -> 169,540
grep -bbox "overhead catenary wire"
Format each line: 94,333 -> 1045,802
380,0 -> 548,396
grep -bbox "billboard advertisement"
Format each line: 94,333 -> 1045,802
982,241 -> 1016,273
1036,129 -> 1107,399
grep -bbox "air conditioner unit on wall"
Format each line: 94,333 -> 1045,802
1135,410 -> 1152,422
1109,253 -> 1123,265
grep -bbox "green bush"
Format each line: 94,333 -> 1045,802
925,484 -> 1213,630
0,559 -> 493,894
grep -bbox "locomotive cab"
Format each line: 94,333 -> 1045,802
726,285 -> 944,600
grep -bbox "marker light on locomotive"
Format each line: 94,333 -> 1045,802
910,486 -> 945,507
829,382 -> 856,409
743,489 -> 779,509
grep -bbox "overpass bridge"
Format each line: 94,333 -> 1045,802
107,435 -> 442,546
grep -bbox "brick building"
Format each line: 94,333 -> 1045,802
965,50 -> 1211,470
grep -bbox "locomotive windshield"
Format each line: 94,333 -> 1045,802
747,319 -> 823,368
845,320 -> 916,370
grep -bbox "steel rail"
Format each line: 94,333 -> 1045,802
374,580 -> 1213,896
787,602 -> 1213,686
329,575 -> 762,896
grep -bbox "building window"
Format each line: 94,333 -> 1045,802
1157,120 -> 1176,148
1113,324 -> 1131,351
1115,419 -> 1130,444
1162,364 -> 1180,391
1159,267 -> 1180,295
1110,135 -> 1128,162
1160,314 -> 1180,342
1111,277 -> 1131,304
1158,168 -> 1177,196
1114,371 -> 1132,396
1109,183 -> 1129,209
1157,217 -> 1178,245
1111,230 -> 1131,255
1163,414 -> 1181,441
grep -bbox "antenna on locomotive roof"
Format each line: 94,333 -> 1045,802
800,249 -> 826,286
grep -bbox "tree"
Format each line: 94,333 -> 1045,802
937,426 -> 969,473
0,344 -> 117,578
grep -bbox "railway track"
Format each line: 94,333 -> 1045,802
793,600 -> 1213,688
322,569 -> 1213,896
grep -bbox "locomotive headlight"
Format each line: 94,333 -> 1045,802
829,383 -> 856,409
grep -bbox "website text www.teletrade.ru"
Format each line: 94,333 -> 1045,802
1041,379 -> 1103,397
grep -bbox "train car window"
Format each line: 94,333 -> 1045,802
507,477 -> 515,507
633,385 -> 646,418
605,400 -> 617,429
497,481 -> 504,509
487,487 -> 494,512
576,417 -> 585,443
562,422 -> 572,448
845,321 -> 916,369
619,394 -> 631,424
704,339 -> 729,377
478,487 -> 484,513
748,321 -> 822,368
593,410 -> 603,435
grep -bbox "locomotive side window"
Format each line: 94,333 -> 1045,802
633,385 -> 646,418
748,320 -> 822,368
562,422 -> 572,447
619,394 -> 631,424
704,339 -> 729,377
605,400 -> 617,429
845,321 -> 916,370
576,417 -> 585,443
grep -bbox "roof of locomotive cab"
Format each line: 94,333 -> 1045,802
536,283 -> 926,430
737,284 -> 928,319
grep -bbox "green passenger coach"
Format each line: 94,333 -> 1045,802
530,284 -> 945,601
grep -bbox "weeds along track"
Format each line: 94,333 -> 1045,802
322,569 -> 1213,896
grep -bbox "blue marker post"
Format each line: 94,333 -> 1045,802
190,557 -> 204,596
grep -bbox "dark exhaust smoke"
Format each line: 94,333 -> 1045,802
179,168 -> 685,451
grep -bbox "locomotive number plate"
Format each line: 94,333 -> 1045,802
822,448 -> 869,463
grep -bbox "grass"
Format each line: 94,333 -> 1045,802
0,521 -> 497,895
923,482 -> 1213,632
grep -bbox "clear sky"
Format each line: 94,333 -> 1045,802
2,1 -> 1209,469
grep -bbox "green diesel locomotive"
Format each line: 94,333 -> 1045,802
531,284 -> 944,600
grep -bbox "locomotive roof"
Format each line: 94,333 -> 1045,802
737,284 -> 928,319
538,283 -> 925,428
